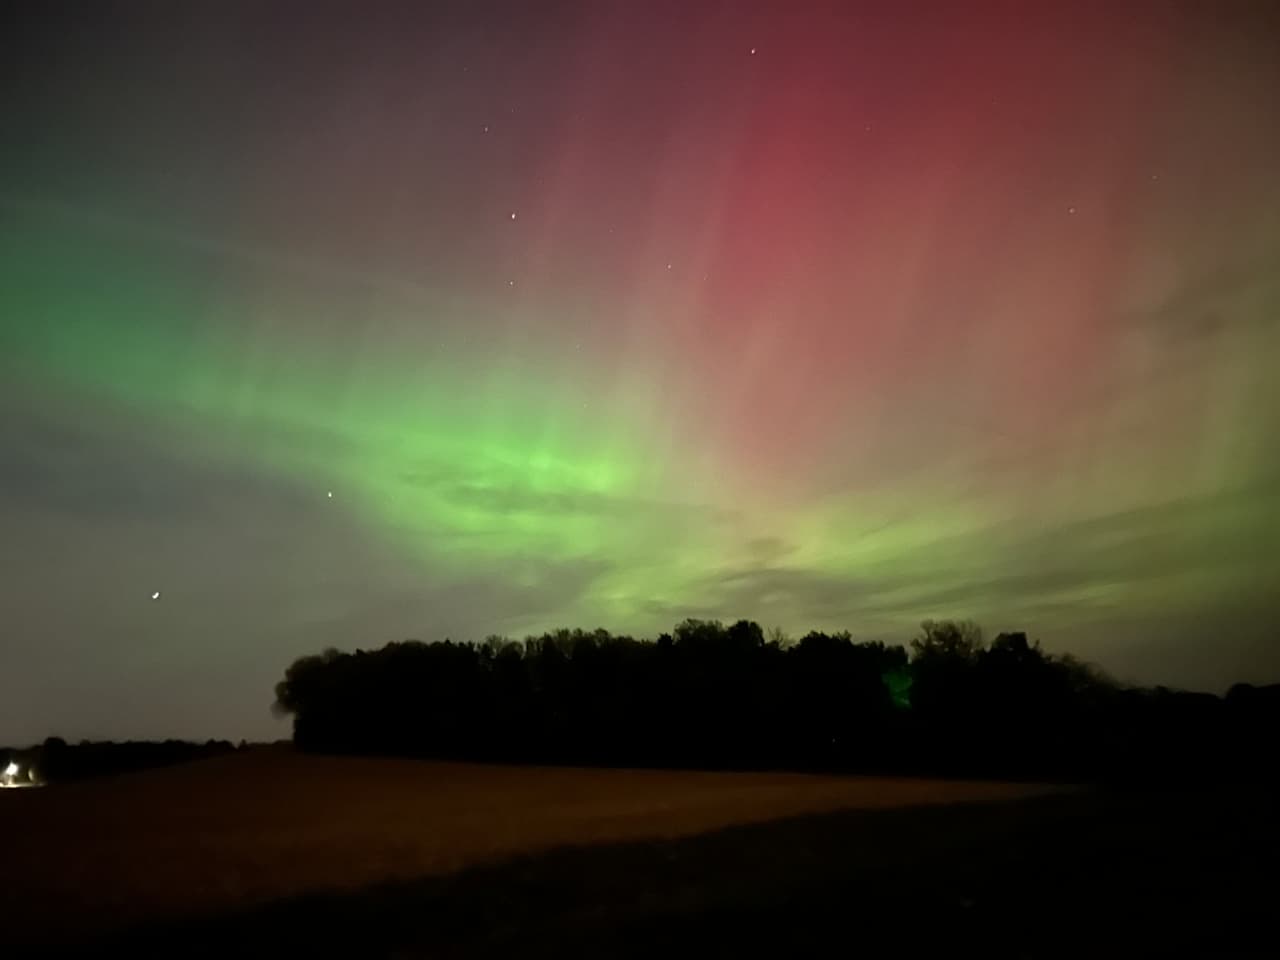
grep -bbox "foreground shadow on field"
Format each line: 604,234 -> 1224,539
110,787 -> 1277,958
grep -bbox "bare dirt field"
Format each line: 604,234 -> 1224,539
0,748 -> 1059,944
6,752 -> 1275,956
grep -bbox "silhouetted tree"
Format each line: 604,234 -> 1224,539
270,617 -> 1276,782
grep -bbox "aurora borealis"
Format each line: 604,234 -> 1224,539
2,2 -> 1279,741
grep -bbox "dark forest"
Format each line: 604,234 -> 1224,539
274,619 -> 1279,782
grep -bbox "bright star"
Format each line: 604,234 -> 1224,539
151,591 -> 161,601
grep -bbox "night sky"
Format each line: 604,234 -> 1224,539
3,2 -> 1279,742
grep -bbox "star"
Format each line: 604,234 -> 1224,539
508,279 -> 515,287
1067,206 -> 1077,215
666,262 -> 673,270
326,490 -> 333,499
482,124 -> 489,133
510,212 -> 517,221
150,591 -> 161,601
750,47 -> 757,55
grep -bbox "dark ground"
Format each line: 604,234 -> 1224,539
99,783 -> 1276,958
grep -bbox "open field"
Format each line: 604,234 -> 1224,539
0,748 -> 1055,944
3,751 -> 1275,955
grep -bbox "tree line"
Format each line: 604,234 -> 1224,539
274,619 -> 1279,781
1,738 -> 239,786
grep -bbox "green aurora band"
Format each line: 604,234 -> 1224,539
2,2 -> 1279,739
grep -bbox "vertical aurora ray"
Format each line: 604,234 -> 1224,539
2,1 -> 1279,738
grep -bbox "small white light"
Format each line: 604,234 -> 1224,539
151,591 -> 161,600
326,491 -> 333,499
4,762 -> 17,777
510,211 -> 517,220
